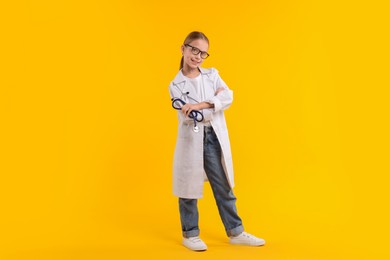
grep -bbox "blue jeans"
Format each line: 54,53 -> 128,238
179,126 -> 244,238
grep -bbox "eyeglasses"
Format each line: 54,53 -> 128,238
184,44 -> 210,59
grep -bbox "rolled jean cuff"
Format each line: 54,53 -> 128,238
226,225 -> 244,237
182,229 -> 200,238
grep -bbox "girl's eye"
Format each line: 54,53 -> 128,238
192,48 -> 200,54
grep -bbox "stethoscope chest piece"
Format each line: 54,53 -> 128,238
193,125 -> 199,133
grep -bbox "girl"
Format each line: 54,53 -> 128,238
168,31 -> 265,251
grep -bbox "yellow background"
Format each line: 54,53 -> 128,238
1,0 -> 389,259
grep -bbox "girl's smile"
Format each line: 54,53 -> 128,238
191,58 -> 201,65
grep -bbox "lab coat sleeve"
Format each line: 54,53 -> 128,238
202,108 -> 213,122
205,69 -> 233,112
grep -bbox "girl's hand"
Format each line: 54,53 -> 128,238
215,87 -> 225,95
181,103 -> 200,117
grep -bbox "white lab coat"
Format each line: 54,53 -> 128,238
168,67 -> 234,199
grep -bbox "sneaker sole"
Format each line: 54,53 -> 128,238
182,244 -> 207,251
230,241 -> 266,246
182,241 -> 208,251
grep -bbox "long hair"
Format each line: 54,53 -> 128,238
180,31 -> 209,70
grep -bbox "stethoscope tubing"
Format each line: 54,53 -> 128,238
171,97 -> 204,132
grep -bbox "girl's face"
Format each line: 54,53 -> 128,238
181,39 -> 209,70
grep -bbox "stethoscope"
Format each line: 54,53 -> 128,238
171,91 -> 204,133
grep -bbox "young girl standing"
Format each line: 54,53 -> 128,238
168,31 -> 265,251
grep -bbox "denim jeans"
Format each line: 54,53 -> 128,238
179,126 -> 244,238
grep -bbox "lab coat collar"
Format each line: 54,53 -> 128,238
172,67 -> 212,85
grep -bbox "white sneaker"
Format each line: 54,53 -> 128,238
182,236 -> 207,251
229,232 -> 265,246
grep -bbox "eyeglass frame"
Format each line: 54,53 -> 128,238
184,44 -> 210,59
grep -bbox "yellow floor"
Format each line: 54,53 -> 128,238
2,185 -> 388,260
1,230 -> 385,260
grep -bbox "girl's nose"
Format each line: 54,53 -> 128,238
194,53 -> 202,60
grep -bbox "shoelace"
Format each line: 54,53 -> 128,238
240,232 -> 257,240
189,237 -> 202,243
